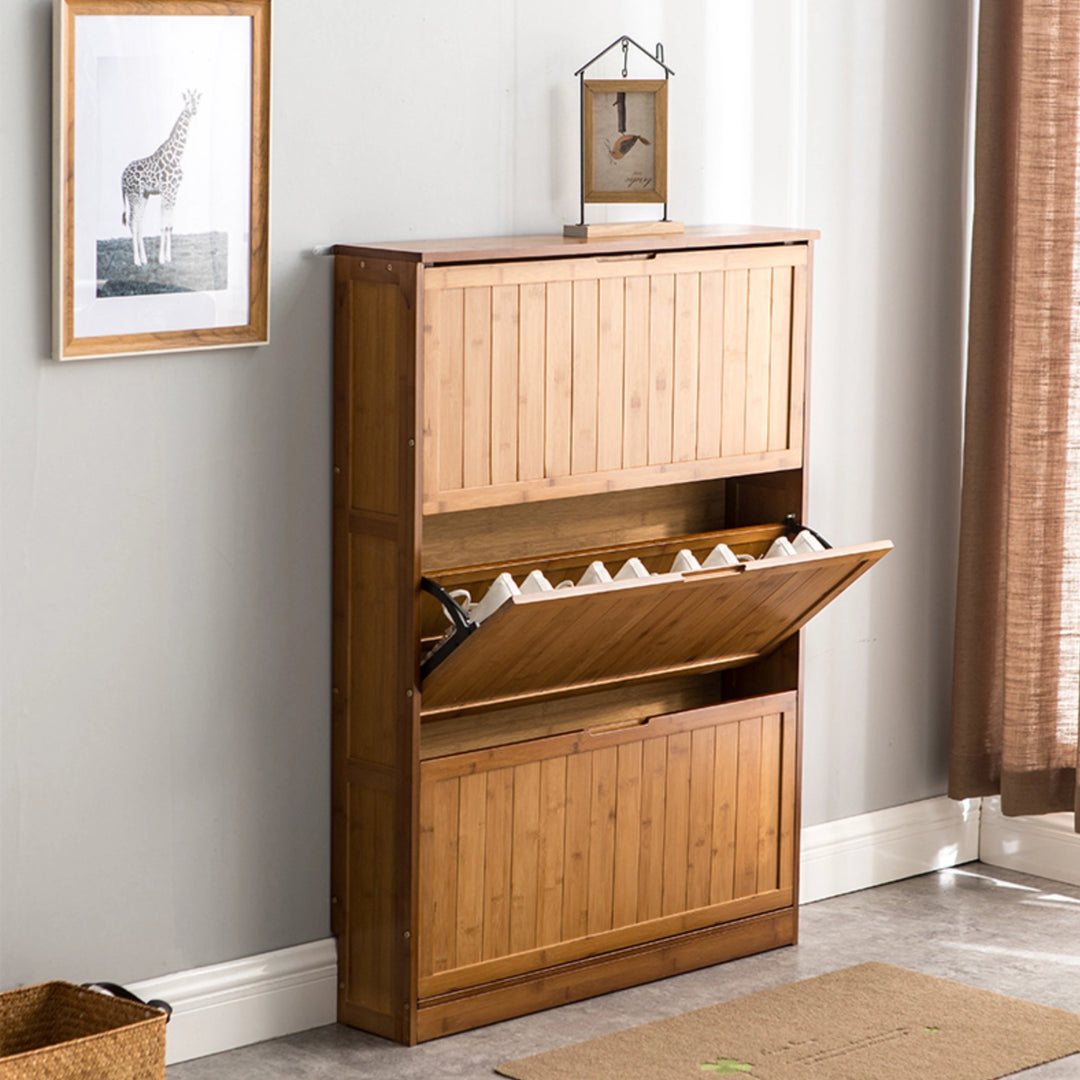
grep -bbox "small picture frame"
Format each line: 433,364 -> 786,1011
582,79 -> 667,204
53,0 -> 271,361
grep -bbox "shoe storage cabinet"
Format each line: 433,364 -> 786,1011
331,226 -> 890,1044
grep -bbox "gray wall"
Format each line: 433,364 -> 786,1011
0,0 -> 971,987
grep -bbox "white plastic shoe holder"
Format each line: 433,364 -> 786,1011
458,529 -> 829,625
421,524 -> 833,678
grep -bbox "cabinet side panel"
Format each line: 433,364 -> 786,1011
334,259 -> 421,1044
348,784 -> 396,1017
349,535 -> 399,765
349,283 -> 401,515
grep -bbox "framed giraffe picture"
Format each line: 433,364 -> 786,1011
53,0 -> 271,360
582,79 -> 668,204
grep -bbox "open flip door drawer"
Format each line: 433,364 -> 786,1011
420,540 -> 892,714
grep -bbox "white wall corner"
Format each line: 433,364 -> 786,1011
799,795 -> 980,905
127,938 -> 338,1066
978,795 -> 1080,886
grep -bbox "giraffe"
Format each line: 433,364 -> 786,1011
121,89 -> 201,267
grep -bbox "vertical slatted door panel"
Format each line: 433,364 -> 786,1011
420,246 -> 806,511
416,697 -> 798,996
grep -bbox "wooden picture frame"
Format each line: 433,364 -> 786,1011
582,79 -> 667,204
53,0 -> 271,361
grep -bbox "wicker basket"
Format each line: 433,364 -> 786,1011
0,982 -> 167,1080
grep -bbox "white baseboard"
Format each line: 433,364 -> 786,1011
978,795 -> 1080,886
799,795 -> 981,904
127,938 -> 338,1066
133,796 -> 983,1065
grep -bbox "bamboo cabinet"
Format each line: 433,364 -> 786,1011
331,227 -> 891,1044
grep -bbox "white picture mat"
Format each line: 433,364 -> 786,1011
73,14 -> 253,340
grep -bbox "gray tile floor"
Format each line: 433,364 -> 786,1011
167,862 -> 1080,1079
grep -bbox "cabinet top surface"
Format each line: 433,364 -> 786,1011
332,224 -> 818,266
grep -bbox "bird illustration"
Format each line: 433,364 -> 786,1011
609,133 -> 651,160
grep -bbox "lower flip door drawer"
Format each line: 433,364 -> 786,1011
416,691 -> 798,1000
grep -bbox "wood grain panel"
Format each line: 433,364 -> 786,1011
483,768 -> 514,960
756,713 -> 783,892
420,543 -> 892,714
562,752 -> 593,940
335,259 -> 421,1043
686,725 -> 716,909
415,907 -> 796,1041
778,711 -> 798,891
491,285 -> 520,484
768,268 -> 793,452
350,785 -> 395,1015
422,243 -> 807,290
545,281 -> 573,478
463,287 -> 492,488
435,288 -> 464,492
661,730 -> 692,915
518,283 -> 546,482
648,274 -> 675,465
596,277 -> 626,471
697,270 -> 724,460
745,268 -> 773,455
637,736 -> 668,921
536,757 -> 567,946
673,273 -> 701,463
420,243 -> 807,509
455,772 -> 487,967
734,717 -> 762,898
623,276 -> 650,468
572,279 -> 599,475
350,535 -> 399,765
350,283 -> 400,515
426,777 -> 460,974
721,271 -> 749,458
710,720 -> 740,903
611,740 -> 642,928
509,761 -> 541,954
789,265 -> 808,459
415,696 -> 800,996
586,745 -> 619,934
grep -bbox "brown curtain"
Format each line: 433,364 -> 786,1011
950,0 -> 1080,826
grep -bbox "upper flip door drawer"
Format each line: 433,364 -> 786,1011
421,245 -> 809,514
420,539 -> 890,716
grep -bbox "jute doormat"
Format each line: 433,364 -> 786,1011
496,962 -> 1080,1080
